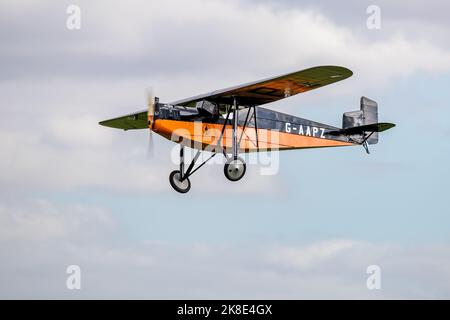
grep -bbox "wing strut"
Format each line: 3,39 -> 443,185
253,106 -> 259,151
237,105 -> 259,151
216,104 -> 233,158
232,97 -> 238,160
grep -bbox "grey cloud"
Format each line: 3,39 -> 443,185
1,0 -> 450,299
253,0 -> 450,29
1,0 -> 450,82
1,199 -> 450,298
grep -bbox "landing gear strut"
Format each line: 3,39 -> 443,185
169,97 -> 254,193
169,145 -> 191,193
223,96 -> 246,181
169,144 -> 216,193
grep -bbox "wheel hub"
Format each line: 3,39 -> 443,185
224,157 -> 246,181
172,172 -> 189,190
227,160 -> 245,179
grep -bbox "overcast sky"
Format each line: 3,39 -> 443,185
1,0 -> 450,299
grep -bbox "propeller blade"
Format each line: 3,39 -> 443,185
146,87 -> 155,158
147,129 -> 154,158
146,87 -> 155,128
146,87 -> 154,106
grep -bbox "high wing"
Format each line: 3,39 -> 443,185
99,110 -> 148,130
99,66 -> 352,130
170,65 -> 352,107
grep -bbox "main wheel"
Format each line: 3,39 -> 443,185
224,157 -> 246,181
169,170 -> 191,193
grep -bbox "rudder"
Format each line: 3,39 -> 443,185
342,96 -> 378,144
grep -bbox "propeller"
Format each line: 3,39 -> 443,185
146,87 -> 156,158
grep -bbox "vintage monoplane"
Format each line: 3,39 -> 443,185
99,66 -> 395,193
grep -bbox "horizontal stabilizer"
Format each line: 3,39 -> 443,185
328,122 -> 396,136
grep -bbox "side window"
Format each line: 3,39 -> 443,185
237,108 -> 255,127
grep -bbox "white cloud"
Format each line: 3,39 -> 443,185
0,199 -> 115,242
46,115 -> 113,147
1,0 -> 450,299
1,198 -> 450,299
2,0 -> 450,84
1,0 -> 449,194
267,239 -> 357,269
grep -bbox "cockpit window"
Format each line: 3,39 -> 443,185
237,108 -> 255,126
196,100 -> 218,116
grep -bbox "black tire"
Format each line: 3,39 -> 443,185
224,157 -> 246,182
169,170 -> 191,193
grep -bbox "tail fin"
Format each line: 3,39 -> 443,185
343,96 -> 379,144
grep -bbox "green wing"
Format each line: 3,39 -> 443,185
99,66 -> 352,129
170,65 -> 353,107
99,110 -> 148,130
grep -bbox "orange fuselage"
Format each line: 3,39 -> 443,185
152,119 -> 354,153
